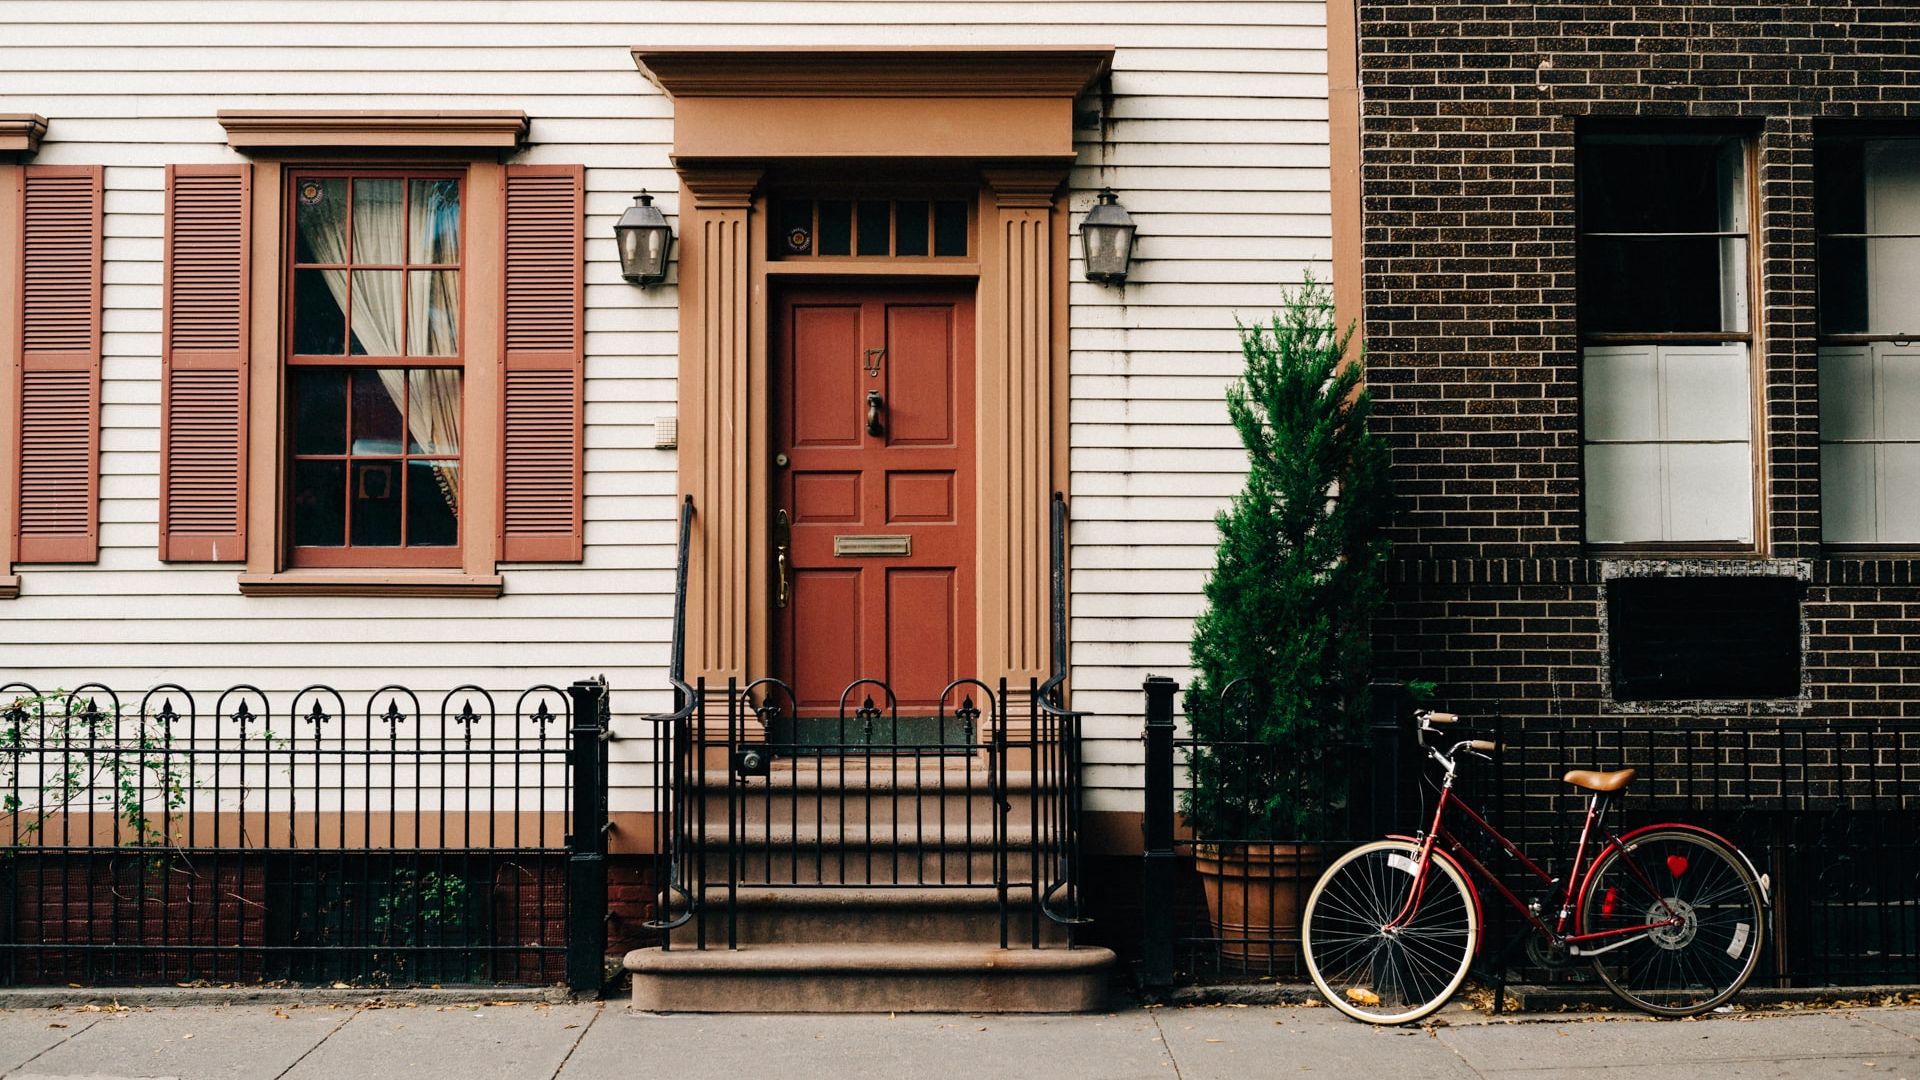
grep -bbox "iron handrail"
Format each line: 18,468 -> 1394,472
1034,491 -> 1090,929
642,493 -> 698,931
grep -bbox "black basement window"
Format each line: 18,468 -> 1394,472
1608,577 -> 1802,701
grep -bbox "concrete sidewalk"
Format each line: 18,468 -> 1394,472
3,999 -> 1917,1080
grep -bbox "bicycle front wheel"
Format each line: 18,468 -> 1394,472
1578,829 -> 1764,1017
1302,839 -> 1478,1024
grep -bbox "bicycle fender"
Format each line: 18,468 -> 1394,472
1575,823 -> 1772,919
1386,834 -> 1489,955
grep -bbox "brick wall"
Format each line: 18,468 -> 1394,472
1358,1 -> 1920,737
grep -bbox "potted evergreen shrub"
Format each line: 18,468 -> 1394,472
1182,277 -> 1391,964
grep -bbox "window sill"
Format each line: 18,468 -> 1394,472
0,574 -> 18,600
237,570 -> 503,598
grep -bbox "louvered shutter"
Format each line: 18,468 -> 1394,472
158,165 -> 251,562
501,164 -> 585,562
15,166 -> 102,564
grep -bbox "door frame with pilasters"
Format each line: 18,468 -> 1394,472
635,47 -> 1110,697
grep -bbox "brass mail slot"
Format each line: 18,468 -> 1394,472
834,534 -> 912,557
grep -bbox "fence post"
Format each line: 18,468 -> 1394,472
1368,681 -> 1412,837
567,676 -> 610,994
1141,675 -> 1179,994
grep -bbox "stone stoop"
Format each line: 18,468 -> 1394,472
623,761 -> 1115,1013
624,943 -> 1114,1013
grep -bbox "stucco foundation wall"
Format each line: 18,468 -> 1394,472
0,2 -> 1335,814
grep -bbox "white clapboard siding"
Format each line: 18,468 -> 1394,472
0,0 -> 1326,816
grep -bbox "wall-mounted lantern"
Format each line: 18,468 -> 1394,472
615,192 -> 673,285
1080,188 -> 1136,285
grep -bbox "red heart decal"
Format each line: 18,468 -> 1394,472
1666,855 -> 1690,877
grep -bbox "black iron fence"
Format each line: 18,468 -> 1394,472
1459,712 -> 1920,989
1142,675 -> 1920,991
1,677 -> 611,990
1140,677 -> 1403,988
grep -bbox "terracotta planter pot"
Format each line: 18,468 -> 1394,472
1194,842 -> 1325,967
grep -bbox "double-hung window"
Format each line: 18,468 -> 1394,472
1817,137 -> 1920,546
286,171 -> 464,567
1578,133 -> 1756,547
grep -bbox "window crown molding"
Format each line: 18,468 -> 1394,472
217,110 -> 530,154
0,114 -> 48,158
632,45 -> 1113,99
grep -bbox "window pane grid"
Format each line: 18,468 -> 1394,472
286,170 -> 465,565
290,368 -> 461,555
1818,140 -> 1920,542
289,172 -> 463,362
1818,138 -> 1920,339
1578,134 -> 1756,545
1819,343 -> 1920,544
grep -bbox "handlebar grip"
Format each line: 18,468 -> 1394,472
1425,711 -> 1458,725
1468,740 -> 1498,753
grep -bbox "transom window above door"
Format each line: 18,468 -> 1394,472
772,197 -> 971,259
286,170 -> 465,567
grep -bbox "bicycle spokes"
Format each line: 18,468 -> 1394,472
1302,841 -> 1477,1024
1579,831 -> 1764,1016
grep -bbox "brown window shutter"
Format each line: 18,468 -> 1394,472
501,164 -> 585,563
15,165 -> 102,564
159,165 -> 250,562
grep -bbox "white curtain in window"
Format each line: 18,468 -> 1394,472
379,368 -> 462,516
297,183 -> 458,518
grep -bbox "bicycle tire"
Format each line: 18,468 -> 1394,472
1577,828 -> 1764,1017
1302,839 -> 1479,1024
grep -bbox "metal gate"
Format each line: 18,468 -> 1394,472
642,493 -> 1088,949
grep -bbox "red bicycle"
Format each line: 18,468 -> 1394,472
1302,709 -> 1770,1024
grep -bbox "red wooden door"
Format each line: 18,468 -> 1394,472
775,287 -> 976,719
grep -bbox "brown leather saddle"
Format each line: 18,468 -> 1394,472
1562,768 -> 1635,793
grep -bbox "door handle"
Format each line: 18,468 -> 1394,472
774,508 -> 791,609
866,391 -> 884,437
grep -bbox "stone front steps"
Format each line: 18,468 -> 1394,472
682,886 -> 1071,947
624,942 -> 1113,1013
624,760 -> 1113,1012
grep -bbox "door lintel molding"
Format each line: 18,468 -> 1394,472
633,46 -> 1112,100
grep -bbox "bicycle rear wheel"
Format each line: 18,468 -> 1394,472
1578,829 -> 1764,1017
1302,840 -> 1478,1024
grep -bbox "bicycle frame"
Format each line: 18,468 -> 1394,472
1387,750 -> 1685,955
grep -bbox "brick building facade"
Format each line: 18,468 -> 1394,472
1354,2 -> 1920,729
